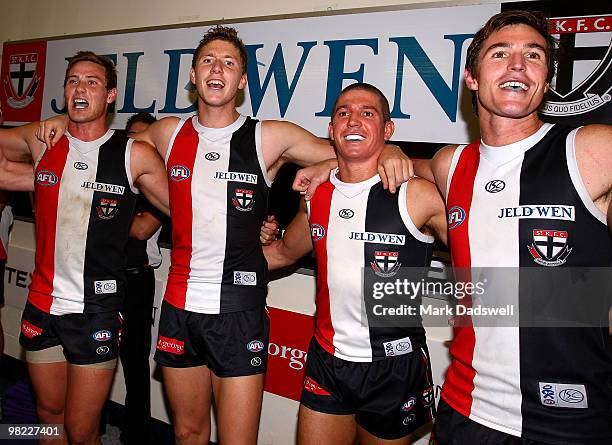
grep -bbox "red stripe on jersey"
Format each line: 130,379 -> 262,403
164,119 -> 198,309
29,138 -> 70,313
0,241 -> 6,260
442,142 -> 480,418
310,182 -> 336,355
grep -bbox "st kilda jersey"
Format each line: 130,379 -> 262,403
308,170 -> 434,362
29,130 -> 138,315
164,115 -> 270,314
443,123 -> 612,444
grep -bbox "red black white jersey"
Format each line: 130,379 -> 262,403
444,123 -> 612,444
28,130 -> 138,315
0,206 -> 13,261
164,115 -> 271,314
308,170 -> 434,362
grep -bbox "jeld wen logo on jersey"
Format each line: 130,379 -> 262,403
36,170 -> 58,186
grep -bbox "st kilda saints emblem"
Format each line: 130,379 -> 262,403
97,198 -> 119,220
232,188 -> 255,212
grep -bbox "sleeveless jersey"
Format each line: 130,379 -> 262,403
308,170 -> 434,362
164,115 -> 271,314
29,130 -> 138,315
0,206 -> 12,261
444,123 -> 612,444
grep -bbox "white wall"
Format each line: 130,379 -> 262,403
1,0 -> 514,45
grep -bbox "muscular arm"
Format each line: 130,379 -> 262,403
406,177 -> 448,245
130,141 -> 170,216
132,116 -> 180,160
430,144 -> 458,199
0,122 -> 42,191
129,211 -> 162,240
263,199 -> 313,270
575,125 -> 612,218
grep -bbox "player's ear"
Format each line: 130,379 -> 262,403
465,68 -> 478,91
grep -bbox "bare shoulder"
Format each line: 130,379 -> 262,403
131,140 -> 164,165
430,144 -> 459,195
575,124 -> 612,153
407,176 -> 444,207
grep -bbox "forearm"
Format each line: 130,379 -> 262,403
263,240 -> 305,270
0,158 -> 34,191
413,158 -> 434,181
129,213 -> 162,240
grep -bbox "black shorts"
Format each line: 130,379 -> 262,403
301,338 -> 435,440
0,260 -> 5,306
19,301 -> 121,365
431,398 -> 551,445
153,301 -> 269,377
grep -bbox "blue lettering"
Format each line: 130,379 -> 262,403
536,206 -> 550,217
388,34 -> 472,121
159,49 -> 196,114
246,42 -> 316,117
118,52 -> 155,114
315,39 -> 378,117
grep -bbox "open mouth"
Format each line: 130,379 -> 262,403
499,81 -> 528,92
73,98 -> 89,109
344,134 -> 365,141
207,79 -> 225,90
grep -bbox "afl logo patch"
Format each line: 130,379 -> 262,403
169,165 -> 191,181
485,180 -> 505,193
35,170 -> 58,186
339,208 -> 354,219
447,206 -> 466,230
247,340 -> 265,353
73,162 -> 88,170
204,152 -> 220,161
310,224 -> 325,241
92,330 -> 112,342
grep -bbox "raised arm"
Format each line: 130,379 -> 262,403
0,122 -> 42,191
263,199 -> 313,270
130,141 -> 170,216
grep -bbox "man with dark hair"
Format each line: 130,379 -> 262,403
119,112 -> 163,445
0,52 -> 169,445
38,26 -> 410,445
264,83 -> 446,445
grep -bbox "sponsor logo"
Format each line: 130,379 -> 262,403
542,15 -> 612,117
339,208 -> 354,219
157,336 -> 185,355
539,382 -> 588,408
310,224 -> 325,241
422,386 -> 434,408
527,229 -> 573,267
35,170 -> 58,186
234,271 -> 257,286
247,340 -> 265,353
268,341 -> 307,371
371,251 -> 401,277
73,162 -> 88,170
251,357 -> 263,367
169,165 -> 191,181
21,320 -> 43,339
401,397 -> 417,412
81,181 -> 125,195
382,336 -> 413,357
232,188 -> 255,212
204,152 -> 220,161
447,206 -> 465,230
214,171 -> 258,184
94,279 -> 117,294
92,330 -> 112,342
3,52 -> 41,109
485,180 -> 505,193
498,205 -> 575,221
96,198 -> 119,220
348,231 -> 405,245
96,346 -> 110,355
402,414 -> 416,426
303,376 -> 331,396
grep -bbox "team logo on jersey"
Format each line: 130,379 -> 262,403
527,229 -> 573,267
422,386 -> 434,408
339,208 -> 354,219
73,162 -> 88,170
542,15 -> 612,117
204,152 -> 220,161
371,251 -> 401,277
247,340 -> 265,353
485,180 -> 505,193
96,198 -> 119,220
35,170 -> 58,186
303,377 -> 331,396
310,224 -> 325,241
157,336 -> 184,355
92,330 -> 112,342
539,382 -> 588,408
401,397 -> 417,412
232,188 -> 255,212
3,52 -> 41,109
447,206 -> 465,230
21,320 -> 43,339
169,165 -> 191,181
